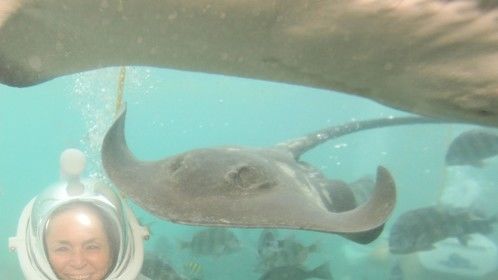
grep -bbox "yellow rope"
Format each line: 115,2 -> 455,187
115,66 -> 126,116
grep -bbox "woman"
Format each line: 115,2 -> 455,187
10,149 -> 150,280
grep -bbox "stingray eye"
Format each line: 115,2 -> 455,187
226,165 -> 274,189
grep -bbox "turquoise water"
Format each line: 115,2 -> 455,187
1,67 -> 497,279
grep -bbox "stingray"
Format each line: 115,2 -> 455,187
1,1 -> 497,127
101,106 -> 447,243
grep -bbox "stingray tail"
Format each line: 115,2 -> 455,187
278,116 -> 448,159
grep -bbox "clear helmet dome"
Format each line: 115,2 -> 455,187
9,149 -> 149,280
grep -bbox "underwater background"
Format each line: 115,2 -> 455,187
1,67 -> 497,279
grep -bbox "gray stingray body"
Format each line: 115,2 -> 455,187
101,106 -> 447,243
1,1 -> 497,127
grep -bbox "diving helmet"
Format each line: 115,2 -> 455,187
9,148 -> 149,279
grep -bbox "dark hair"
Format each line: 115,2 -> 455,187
44,201 -> 120,276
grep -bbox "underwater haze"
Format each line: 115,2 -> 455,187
1,67 -> 498,279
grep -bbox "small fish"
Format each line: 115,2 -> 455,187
445,129 -> 498,167
141,252 -> 188,280
257,229 -> 280,257
180,227 -> 240,256
259,262 -> 333,280
389,206 -> 497,254
182,260 -> 203,280
258,236 -> 319,271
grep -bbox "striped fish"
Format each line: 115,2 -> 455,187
389,206 -> 497,254
257,230 -> 319,271
141,252 -> 188,280
180,228 -> 240,256
182,261 -> 203,280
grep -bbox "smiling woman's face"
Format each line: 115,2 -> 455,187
44,205 -> 112,280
